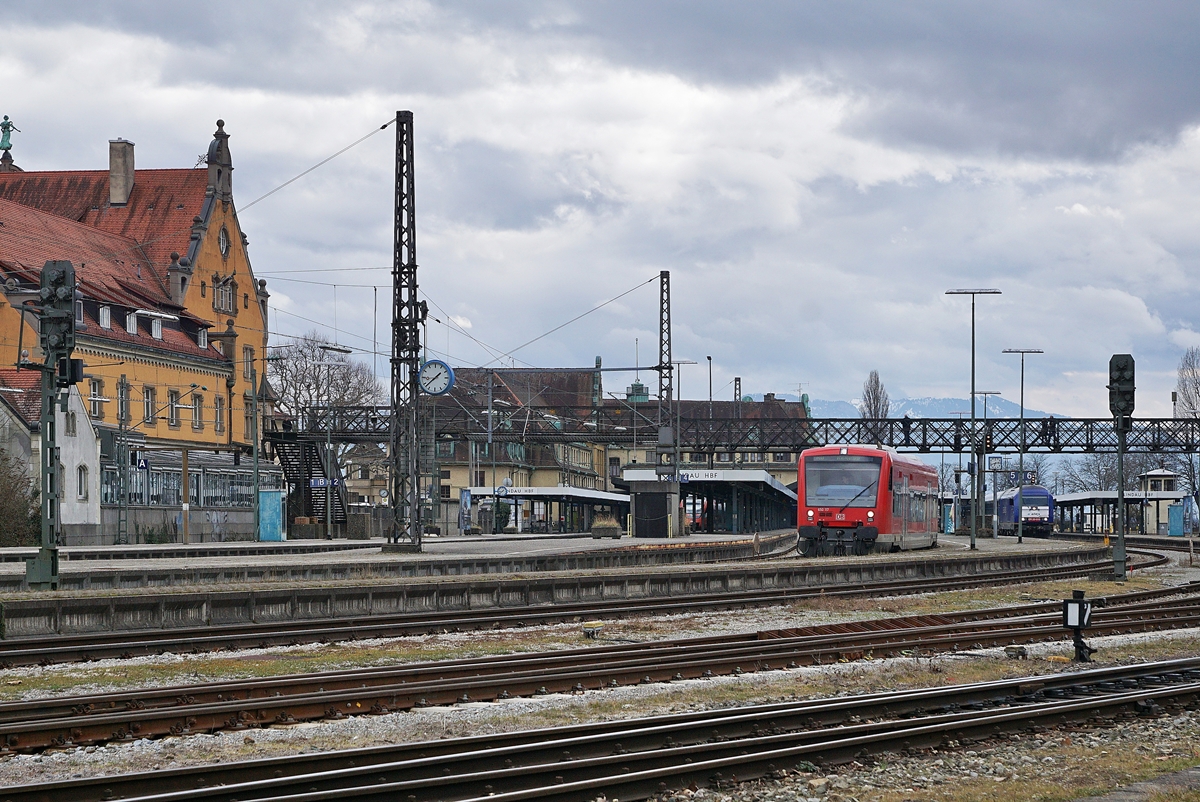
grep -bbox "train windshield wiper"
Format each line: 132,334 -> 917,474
839,479 -> 878,513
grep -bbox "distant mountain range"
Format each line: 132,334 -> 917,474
750,394 -> 1063,419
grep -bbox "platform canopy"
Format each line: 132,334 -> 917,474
467,485 -> 630,504
621,469 -> 798,501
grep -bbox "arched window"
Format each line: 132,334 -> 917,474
76,465 -> 89,500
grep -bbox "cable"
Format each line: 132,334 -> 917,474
481,276 -> 657,368
240,118 -> 395,213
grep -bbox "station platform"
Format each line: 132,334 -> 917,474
0,531 -> 794,593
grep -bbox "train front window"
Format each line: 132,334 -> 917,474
805,455 -> 883,507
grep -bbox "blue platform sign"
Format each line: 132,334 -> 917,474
309,478 -> 341,488
137,457 -> 151,470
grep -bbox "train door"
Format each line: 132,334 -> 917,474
901,475 -> 909,542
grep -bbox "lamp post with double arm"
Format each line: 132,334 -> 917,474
1003,348 -> 1043,543
946,288 -> 1002,550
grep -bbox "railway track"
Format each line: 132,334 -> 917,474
0,549 -> 1165,668
8,657 -> 1200,802
0,578 -> 1196,752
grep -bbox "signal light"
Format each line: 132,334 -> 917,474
1108,353 -> 1135,425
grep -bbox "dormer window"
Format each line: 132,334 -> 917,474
151,318 -> 163,339
99,306 -> 111,329
74,300 -> 85,326
198,329 -> 208,349
125,312 -> 138,335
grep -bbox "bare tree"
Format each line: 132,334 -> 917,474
1058,451 -> 1170,493
270,330 -> 383,419
0,449 -> 37,547
859,370 -> 890,419
1173,347 -> 1200,503
1176,346 -> 1200,417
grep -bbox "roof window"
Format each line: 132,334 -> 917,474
99,306 -> 111,329
151,318 -> 162,339
198,329 -> 208,349
125,312 -> 138,335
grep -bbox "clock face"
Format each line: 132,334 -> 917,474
419,360 -> 454,395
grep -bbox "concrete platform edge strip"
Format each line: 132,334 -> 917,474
0,545 -> 1110,639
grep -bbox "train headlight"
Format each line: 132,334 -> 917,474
806,509 -> 814,519
867,510 -> 874,520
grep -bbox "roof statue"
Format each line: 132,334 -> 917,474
0,116 -> 17,151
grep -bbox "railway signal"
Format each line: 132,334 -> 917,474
1108,354 -> 1135,579
25,260 -> 81,590
1062,589 -> 1096,662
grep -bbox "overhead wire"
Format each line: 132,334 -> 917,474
480,276 -> 658,368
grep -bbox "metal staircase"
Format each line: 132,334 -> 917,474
271,435 -> 347,524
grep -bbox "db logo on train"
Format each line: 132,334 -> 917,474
835,513 -> 846,520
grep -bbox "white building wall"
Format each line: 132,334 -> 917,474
31,387 -> 101,531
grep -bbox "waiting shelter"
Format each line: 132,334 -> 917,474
622,468 -> 797,536
464,485 -> 630,534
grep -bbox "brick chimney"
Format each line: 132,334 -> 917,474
108,139 -> 135,206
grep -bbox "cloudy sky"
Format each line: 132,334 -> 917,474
4,1 -> 1200,417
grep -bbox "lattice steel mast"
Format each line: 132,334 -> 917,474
388,111 -> 424,551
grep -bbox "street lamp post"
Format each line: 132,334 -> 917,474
673,359 -> 697,534
1003,348 -> 1043,544
975,390 -> 1001,540
706,356 -> 713,419
946,288 -> 1002,550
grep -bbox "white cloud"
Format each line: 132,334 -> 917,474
3,8 -> 1200,419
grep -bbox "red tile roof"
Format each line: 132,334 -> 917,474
0,168 -> 208,280
0,198 -> 223,363
0,368 -> 42,427
0,196 -> 167,307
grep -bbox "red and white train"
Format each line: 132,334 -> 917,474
797,445 -> 939,556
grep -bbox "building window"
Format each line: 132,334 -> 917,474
436,440 -> 454,458
214,396 -> 225,432
474,470 -> 486,487
192,394 -> 204,430
143,387 -> 157,425
717,452 -> 733,463
198,329 -> 208,349
117,383 -> 131,424
125,312 -> 138,335
99,306 -> 111,329
244,393 -> 254,440
151,318 -> 163,339
167,390 -> 180,427
76,465 -> 88,500
218,226 -> 230,257
747,452 -> 764,463
243,346 -> 255,380
609,456 -> 621,478
440,484 -> 451,500
65,411 -> 77,437
214,279 -> 235,314
74,300 -> 84,326
243,292 -> 249,309
440,469 -> 451,480
772,452 -> 792,462
358,466 -> 370,480
200,281 -> 207,298
88,379 -> 104,419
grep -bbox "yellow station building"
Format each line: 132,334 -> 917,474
0,122 -> 279,543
